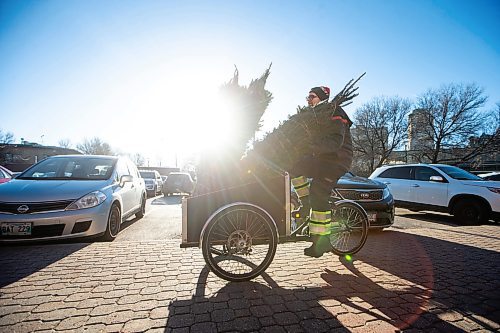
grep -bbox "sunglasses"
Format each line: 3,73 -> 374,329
306,94 -> 318,100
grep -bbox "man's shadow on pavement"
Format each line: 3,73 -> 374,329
339,230 -> 500,331
165,265 -> 346,332
164,229 -> 499,332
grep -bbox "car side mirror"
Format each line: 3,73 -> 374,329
429,176 -> 444,182
120,175 -> 133,186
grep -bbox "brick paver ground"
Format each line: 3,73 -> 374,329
1,224 -> 499,332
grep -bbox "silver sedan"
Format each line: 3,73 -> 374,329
0,155 -> 146,242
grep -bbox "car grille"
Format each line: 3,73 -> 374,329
0,224 -> 65,239
0,200 -> 75,214
336,189 -> 383,201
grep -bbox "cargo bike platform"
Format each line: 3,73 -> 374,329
181,172 -> 368,282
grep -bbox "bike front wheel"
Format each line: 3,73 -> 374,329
201,203 -> 278,282
329,200 -> 369,255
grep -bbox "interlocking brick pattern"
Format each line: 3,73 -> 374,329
0,224 -> 499,332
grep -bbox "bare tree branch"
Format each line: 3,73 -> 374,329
352,96 -> 412,175
0,129 -> 15,144
76,137 -> 114,155
415,83 -> 490,164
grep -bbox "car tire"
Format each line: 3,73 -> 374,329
136,195 -> 146,219
453,199 -> 487,225
101,204 -> 121,241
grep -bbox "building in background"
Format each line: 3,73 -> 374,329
408,109 -> 433,151
386,109 -> 499,171
0,142 -> 81,172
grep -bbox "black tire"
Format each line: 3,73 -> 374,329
135,195 -> 146,218
101,204 -> 121,241
201,203 -> 278,282
329,200 -> 369,255
453,199 -> 487,225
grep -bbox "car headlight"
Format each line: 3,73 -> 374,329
487,187 -> 500,194
382,187 -> 391,199
66,191 -> 107,210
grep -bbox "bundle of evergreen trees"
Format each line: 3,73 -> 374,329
193,65 -> 273,195
194,67 -> 364,195
248,73 -> 365,175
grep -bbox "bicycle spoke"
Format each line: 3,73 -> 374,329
203,206 -> 277,281
329,202 -> 368,255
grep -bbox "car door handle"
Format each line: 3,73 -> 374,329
411,184 -> 420,187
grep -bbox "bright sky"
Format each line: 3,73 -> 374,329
1,0 -> 499,167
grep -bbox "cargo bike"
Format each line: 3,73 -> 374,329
181,172 -> 368,282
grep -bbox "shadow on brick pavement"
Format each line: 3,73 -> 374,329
164,230 -> 500,332
1,228 -> 499,332
0,243 -> 89,288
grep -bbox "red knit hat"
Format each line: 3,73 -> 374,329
310,86 -> 330,101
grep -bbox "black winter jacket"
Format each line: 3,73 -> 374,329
308,102 -> 353,174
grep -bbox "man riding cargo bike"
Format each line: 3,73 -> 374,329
291,85 -> 354,258
181,73 -> 369,282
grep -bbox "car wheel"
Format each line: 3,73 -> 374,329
453,199 -> 487,225
136,195 -> 146,219
101,204 -> 121,241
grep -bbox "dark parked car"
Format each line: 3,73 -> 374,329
292,172 -> 394,230
163,172 -> 195,196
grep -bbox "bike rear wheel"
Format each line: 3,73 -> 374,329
330,200 -> 368,255
201,203 -> 278,282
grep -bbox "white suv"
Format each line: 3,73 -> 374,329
369,164 -> 500,224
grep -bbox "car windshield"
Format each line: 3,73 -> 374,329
140,171 -> 156,179
17,156 -> 116,180
435,165 -> 483,181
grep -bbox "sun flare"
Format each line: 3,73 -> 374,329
159,64 -> 241,161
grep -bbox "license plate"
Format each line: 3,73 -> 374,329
367,212 -> 377,222
1,222 -> 33,236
